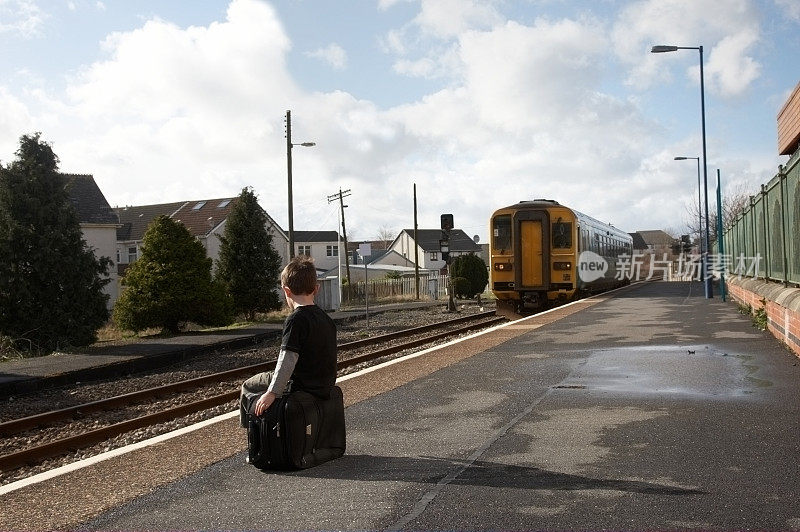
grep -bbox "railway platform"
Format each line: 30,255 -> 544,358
0,300 -> 443,398
3,281 -> 800,531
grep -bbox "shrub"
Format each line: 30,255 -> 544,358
113,216 -> 233,333
450,254 -> 489,299
452,277 -> 470,298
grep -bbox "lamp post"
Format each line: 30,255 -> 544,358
652,44 -> 712,298
285,109 -> 315,259
674,156 -> 702,256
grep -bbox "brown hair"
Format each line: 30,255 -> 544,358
281,256 -> 318,295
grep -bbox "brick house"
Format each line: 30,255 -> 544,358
115,198 -> 289,277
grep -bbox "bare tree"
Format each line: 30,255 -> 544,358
376,225 -> 396,248
684,182 -> 752,246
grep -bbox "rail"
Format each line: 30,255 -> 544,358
0,312 -> 503,472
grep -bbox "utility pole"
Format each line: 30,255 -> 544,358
328,188 -> 352,288
285,110 -> 315,260
286,110 -> 294,259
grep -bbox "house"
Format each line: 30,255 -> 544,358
293,230 -> 342,272
629,232 -> 649,252
347,240 -> 393,265
65,174 -> 122,308
115,198 -> 289,276
632,230 -> 679,257
388,229 -> 482,273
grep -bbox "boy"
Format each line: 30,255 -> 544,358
239,256 -> 338,426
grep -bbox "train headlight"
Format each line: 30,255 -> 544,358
553,261 -> 572,271
494,262 -> 513,271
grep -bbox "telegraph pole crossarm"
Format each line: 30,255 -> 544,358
328,189 -> 352,289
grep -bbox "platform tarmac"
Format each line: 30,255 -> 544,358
6,281 -> 800,531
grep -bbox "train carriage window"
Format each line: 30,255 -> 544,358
552,218 -> 572,248
493,215 -> 511,254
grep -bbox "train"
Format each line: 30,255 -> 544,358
490,200 -> 632,316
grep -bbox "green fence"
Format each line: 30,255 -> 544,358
722,148 -> 800,285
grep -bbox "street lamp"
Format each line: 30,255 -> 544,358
652,44 -> 712,298
285,109 -> 315,259
674,156 -> 703,256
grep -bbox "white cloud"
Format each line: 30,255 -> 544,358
33,0 -> 301,210
775,0 -> 800,21
612,0 -> 762,97
705,28 -> 761,97
0,0 -> 781,242
393,57 -> 436,78
377,0 -> 411,10
0,87 -> 34,159
382,0 -> 505,83
0,0 -> 46,37
413,0 -> 504,38
304,43 -> 347,70
458,18 -> 608,129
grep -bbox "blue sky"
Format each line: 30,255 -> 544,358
1,0 -> 798,243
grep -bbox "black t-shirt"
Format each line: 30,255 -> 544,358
280,304 -> 337,398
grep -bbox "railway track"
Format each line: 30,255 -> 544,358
0,311 -> 504,474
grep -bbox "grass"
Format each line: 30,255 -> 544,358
736,299 -> 768,331
752,298 -> 768,331
95,308 -> 292,344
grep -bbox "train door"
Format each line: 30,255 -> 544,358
514,210 -> 549,291
520,220 -> 543,286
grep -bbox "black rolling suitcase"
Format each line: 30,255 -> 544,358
246,386 -> 346,470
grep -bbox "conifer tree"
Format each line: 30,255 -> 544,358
215,187 -> 282,320
113,215 -> 233,332
0,133 -> 110,351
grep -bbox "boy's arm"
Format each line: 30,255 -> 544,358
253,348 -> 299,415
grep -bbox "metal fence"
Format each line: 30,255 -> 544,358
722,148 -> 800,285
341,275 -> 448,305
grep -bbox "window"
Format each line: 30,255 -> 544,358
493,215 -> 512,253
128,246 -> 138,263
430,252 -> 439,261
217,199 -> 231,208
552,219 -> 572,249
326,245 -> 338,257
193,201 -> 206,210
298,245 -> 311,256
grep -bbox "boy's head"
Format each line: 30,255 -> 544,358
281,256 -> 318,296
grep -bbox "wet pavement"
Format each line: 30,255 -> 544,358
73,281 -> 800,530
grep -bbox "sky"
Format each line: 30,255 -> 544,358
1,0 -> 798,244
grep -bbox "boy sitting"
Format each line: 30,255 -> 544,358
239,256 -> 337,425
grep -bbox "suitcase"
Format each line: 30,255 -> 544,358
246,386 -> 346,470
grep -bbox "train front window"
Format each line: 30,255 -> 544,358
552,219 -> 572,249
493,215 -> 511,253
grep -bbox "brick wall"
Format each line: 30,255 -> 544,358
726,278 -> 800,358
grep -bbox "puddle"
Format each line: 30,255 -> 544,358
554,345 -> 772,399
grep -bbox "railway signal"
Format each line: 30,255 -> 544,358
440,213 -> 456,312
